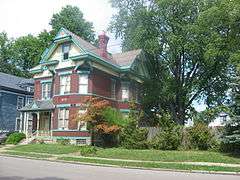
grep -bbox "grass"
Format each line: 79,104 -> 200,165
3,151 -> 53,159
58,156 -> 240,173
92,148 -> 240,164
8,144 -> 81,154
7,144 -> 240,164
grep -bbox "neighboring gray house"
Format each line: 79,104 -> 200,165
0,72 -> 34,132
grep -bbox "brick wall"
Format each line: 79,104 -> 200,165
70,71 -> 79,93
52,130 -> 91,137
91,68 -> 112,97
34,80 -> 41,100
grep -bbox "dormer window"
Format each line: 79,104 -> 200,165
62,43 -> 70,60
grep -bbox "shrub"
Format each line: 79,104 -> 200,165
120,118 -> 148,149
220,116 -> 240,153
188,123 -> 216,150
6,132 -> 25,144
57,138 -> 70,145
102,107 -> 129,128
80,146 -> 97,156
150,125 -> 182,150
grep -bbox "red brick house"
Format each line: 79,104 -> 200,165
20,28 -> 149,145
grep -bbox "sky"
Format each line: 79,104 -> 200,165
0,0 -> 122,53
0,0 -> 206,112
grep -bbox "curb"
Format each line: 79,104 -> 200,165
0,154 -> 239,176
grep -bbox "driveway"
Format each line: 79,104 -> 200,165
0,156 -> 239,180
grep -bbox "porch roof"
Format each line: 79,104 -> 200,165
20,100 -> 55,112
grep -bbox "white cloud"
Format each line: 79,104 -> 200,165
0,0 -> 121,53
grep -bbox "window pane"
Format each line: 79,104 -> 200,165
79,75 -> 88,84
79,75 -> 88,94
79,85 -> 88,94
121,82 -> 129,100
17,97 -> 24,109
62,43 -> 70,53
60,76 -> 70,94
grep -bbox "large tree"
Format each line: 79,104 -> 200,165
0,32 -> 24,76
50,5 -> 96,43
110,0 -> 239,124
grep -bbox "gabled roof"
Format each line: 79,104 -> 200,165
40,28 -> 143,70
0,72 -> 34,93
20,100 -> 55,112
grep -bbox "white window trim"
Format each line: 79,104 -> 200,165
42,83 -> 51,100
60,75 -> 71,95
27,97 -> 34,105
62,43 -> 71,61
79,74 -> 89,94
17,96 -> 24,110
58,108 -> 69,130
121,82 -> 130,101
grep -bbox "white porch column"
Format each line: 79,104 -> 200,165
23,112 -> 27,133
50,111 -> 53,138
25,112 -> 29,138
37,112 -> 40,136
19,112 -> 23,133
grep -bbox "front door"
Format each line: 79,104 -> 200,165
39,112 -> 51,131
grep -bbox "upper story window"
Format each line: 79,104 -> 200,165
62,43 -> 71,60
111,79 -> 116,99
27,86 -> 34,93
60,75 -> 71,95
58,108 -> 69,130
79,74 -> 88,94
42,83 -> 51,100
17,96 -> 24,109
27,97 -> 34,105
121,82 -> 129,101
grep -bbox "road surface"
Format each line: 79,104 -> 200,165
0,156 -> 239,180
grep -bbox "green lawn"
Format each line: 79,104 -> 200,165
7,144 -> 240,164
3,151 -> 53,159
8,144 -> 81,154
59,156 -> 240,173
93,148 -> 240,164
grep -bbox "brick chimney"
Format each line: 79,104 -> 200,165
98,31 -> 109,59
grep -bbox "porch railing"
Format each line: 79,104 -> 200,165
36,130 -> 51,137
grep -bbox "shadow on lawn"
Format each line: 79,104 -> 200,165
225,152 -> 240,159
0,177 -> 66,180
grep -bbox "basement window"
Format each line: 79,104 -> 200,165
76,139 -> 87,145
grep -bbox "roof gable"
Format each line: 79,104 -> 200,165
33,28 -> 147,78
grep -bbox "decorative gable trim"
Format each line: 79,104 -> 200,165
58,70 -> 72,76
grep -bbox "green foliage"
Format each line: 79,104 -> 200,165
6,132 -> 26,145
120,118 -> 148,149
80,146 -> 97,156
57,138 -> 70,146
150,125 -> 183,150
188,123 -> 216,150
50,5 -> 95,43
192,106 -> 231,125
110,0 -> 237,124
221,116 -> 240,153
102,107 -> 129,127
221,64 -> 240,153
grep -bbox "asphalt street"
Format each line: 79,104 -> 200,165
0,156 -> 239,180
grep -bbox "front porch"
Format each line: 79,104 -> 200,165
19,100 -> 55,139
